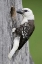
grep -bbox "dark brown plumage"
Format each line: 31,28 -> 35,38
15,20 -> 35,50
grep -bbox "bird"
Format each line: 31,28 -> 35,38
8,7 -> 35,59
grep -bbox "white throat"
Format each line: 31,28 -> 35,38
21,17 -> 28,24
21,13 -> 34,25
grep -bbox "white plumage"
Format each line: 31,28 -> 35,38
8,37 -> 20,59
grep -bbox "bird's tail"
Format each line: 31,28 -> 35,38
8,36 -> 20,59
8,47 -> 16,59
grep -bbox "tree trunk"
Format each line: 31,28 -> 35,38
0,0 -> 34,64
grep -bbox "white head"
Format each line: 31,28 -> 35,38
17,8 -> 34,20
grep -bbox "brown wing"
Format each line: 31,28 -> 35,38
15,20 -> 35,50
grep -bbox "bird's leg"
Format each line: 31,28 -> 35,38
8,36 -> 20,59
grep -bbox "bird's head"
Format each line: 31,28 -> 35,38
17,8 -> 34,20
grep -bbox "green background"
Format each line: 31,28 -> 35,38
22,0 -> 42,64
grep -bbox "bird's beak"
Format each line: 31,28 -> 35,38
17,9 -> 24,14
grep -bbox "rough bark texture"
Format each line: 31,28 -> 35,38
0,0 -> 34,64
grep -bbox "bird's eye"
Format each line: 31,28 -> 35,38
24,10 -> 28,12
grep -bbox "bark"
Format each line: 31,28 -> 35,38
0,0 -> 34,64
